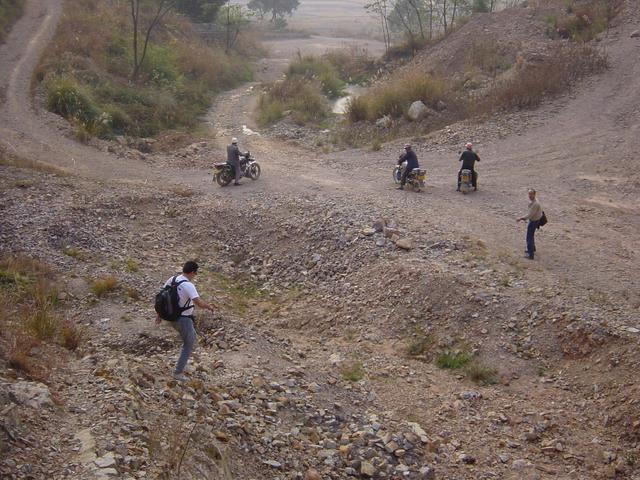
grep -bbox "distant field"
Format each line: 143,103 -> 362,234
289,0 -> 378,38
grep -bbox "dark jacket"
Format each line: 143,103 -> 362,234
459,150 -> 480,170
227,144 -> 241,165
399,149 -> 419,170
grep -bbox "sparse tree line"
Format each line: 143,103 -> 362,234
129,0 -> 300,77
365,0 -> 526,52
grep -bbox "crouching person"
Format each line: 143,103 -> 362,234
155,261 -> 215,381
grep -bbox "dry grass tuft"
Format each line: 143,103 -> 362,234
91,275 -> 119,296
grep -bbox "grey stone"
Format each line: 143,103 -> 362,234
630,30 -> 640,38
9,381 -> 53,409
407,101 -> 429,121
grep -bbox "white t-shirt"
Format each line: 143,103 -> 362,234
164,274 -> 199,317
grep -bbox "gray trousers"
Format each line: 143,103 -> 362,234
171,316 -> 196,374
230,160 -> 241,183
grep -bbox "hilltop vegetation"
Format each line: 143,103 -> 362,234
0,0 -> 24,42
36,0 -> 256,141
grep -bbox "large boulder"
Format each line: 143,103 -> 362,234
9,381 -> 53,409
407,101 -> 429,121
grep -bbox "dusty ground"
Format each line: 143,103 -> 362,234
1,0 -> 639,479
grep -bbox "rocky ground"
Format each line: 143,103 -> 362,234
1,1 -> 640,479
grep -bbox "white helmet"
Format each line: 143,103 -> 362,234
231,137 -> 238,145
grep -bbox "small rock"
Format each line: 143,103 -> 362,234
360,460 -> 376,477
395,238 -> 414,250
361,227 -> 376,236
630,30 -> 640,38
458,453 -> 476,464
305,469 -> 321,480
95,453 -> 116,468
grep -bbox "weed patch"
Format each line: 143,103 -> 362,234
476,44 -> 607,113
91,276 -> 119,296
464,361 -> 497,385
60,320 -> 82,351
341,361 -> 365,382
436,350 -> 471,369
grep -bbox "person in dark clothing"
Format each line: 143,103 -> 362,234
457,142 -> 480,191
226,137 -> 242,186
397,144 -> 419,190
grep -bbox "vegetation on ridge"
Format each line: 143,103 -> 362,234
37,0 -> 256,141
0,0 -> 24,42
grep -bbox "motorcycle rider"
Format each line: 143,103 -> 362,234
457,142 -> 480,191
226,137 -> 242,186
397,143 -> 419,190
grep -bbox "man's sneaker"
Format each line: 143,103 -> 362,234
397,186 -> 404,190
173,372 -> 188,382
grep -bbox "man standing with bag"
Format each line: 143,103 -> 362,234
517,188 -> 543,260
156,261 -> 215,381
227,137 -> 242,186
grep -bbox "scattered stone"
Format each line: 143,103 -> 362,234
360,460 -> 376,477
395,238 -> 414,250
631,30 -> 640,38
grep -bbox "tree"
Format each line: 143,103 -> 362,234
129,0 -> 176,80
247,0 -> 300,23
217,4 -> 251,53
365,0 -> 391,54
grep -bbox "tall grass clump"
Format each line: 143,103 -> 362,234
322,45 -> 375,85
37,0 -> 254,140
0,255 -> 68,379
548,0 -> 621,42
0,0 -> 23,42
478,44 -> 607,112
346,72 -> 449,123
258,76 -> 329,126
345,71 -> 449,123
287,55 -> 345,98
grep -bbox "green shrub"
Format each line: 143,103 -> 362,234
345,72 -> 449,123
323,46 -> 375,85
287,55 -> 345,98
345,96 -> 369,123
435,350 -> 471,369
258,76 -> 329,126
46,77 -> 100,127
341,361 -> 364,382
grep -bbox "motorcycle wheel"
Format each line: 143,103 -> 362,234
248,163 -> 261,180
215,170 -> 233,187
393,167 -> 401,184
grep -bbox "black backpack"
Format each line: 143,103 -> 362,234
538,211 -> 548,228
155,275 -> 189,321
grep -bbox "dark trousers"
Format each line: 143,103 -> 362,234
401,166 -> 411,186
458,168 -> 477,188
526,220 -> 540,258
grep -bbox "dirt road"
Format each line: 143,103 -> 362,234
2,0 -> 639,312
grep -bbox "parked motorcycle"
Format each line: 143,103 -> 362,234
393,162 -> 426,192
213,151 -> 261,187
458,169 -> 478,194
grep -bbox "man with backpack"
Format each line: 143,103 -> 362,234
155,261 -> 215,381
